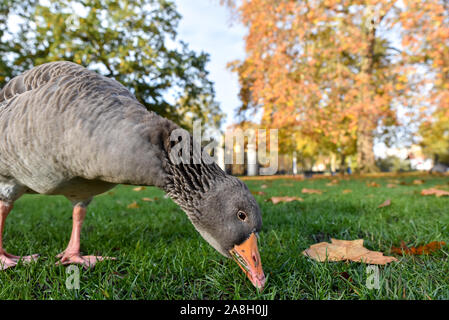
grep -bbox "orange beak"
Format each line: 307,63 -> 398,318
229,233 -> 266,290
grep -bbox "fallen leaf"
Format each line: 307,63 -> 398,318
342,189 -> 352,194
391,241 -> 446,255
302,188 -> 323,194
127,201 -> 140,209
421,188 -> 449,197
269,196 -> 304,204
388,179 -> 401,184
251,190 -> 267,196
260,184 -> 268,189
133,186 -> 146,192
387,184 -> 397,188
141,197 -> 154,202
366,181 -> 380,187
303,238 -> 398,265
378,199 -> 391,208
413,179 -> 424,185
336,271 -> 353,283
326,179 -> 339,186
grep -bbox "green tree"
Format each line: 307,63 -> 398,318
0,0 -> 223,130
0,0 -> 36,82
419,111 -> 449,164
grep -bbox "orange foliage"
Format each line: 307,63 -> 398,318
391,241 -> 446,255
222,0 -> 449,171
224,1 -> 400,167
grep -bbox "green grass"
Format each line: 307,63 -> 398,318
0,174 -> 448,299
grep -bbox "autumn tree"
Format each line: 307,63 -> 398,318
0,0 -> 223,130
399,0 -> 449,165
223,0 -> 404,173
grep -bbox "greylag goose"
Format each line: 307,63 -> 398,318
0,61 -> 265,289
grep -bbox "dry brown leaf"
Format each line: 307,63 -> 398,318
387,184 -> 397,188
366,181 -> 380,187
413,179 -> 424,185
260,184 -> 268,189
378,199 -> 391,208
303,239 -> 398,265
336,271 -> 353,283
133,186 -> 146,192
342,189 -> 352,194
391,241 -> 446,255
141,197 -> 154,202
251,190 -> 267,196
127,201 -> 140,209
302,188 -> 323,194
388,179 -> 401,184
326,179 -> 339,186
269,196 -> 304,204
421,188 -> 449,197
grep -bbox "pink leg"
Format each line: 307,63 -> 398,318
57,205 -> 115,268
0,201 -> 39,270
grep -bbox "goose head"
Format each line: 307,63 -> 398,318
166,164 -> 266,290
194,176 -> 265,289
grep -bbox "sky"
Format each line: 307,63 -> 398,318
174,0 -> 247,129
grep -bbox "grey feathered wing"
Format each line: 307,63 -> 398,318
0,61 -> 178,202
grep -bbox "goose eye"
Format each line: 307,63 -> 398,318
237,210 -> 247,221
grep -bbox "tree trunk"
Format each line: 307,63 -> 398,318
339,154 -> 346,175
356,13 -> 379,174
356,125 -> 378,173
